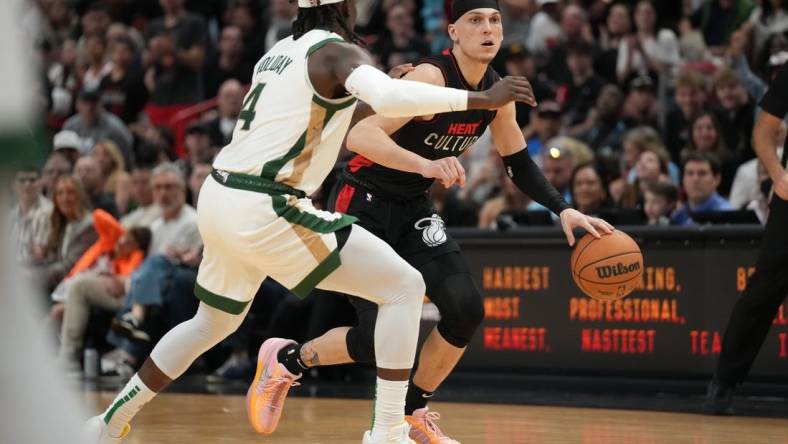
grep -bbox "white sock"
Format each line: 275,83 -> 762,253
371,377 -> 408,440
101,374 -> 156,437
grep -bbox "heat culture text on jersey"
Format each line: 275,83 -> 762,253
424,120 -> 484,152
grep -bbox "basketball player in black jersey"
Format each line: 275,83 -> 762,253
272,1 -> 613,442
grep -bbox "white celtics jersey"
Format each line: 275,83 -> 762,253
213,29 -> 358,195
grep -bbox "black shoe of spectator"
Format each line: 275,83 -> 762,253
111,313 -> 151,343
702,377 -> 735,415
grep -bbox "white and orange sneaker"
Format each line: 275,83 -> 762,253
246,338 -> 302,435
362,422 -> 417,444
406,407 -> 461,444
83,415 -> 130,444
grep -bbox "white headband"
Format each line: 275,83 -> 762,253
298,0 -> 344,7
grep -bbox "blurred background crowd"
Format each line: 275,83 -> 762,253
7,0 -> 788,380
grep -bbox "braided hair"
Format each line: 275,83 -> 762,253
291,2 -> 363,44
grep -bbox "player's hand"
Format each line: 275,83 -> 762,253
420,157 -> 466,188
388,63 -> 414,79
774,171 -> 788,200
473,76 -> 537,109
559,209 -> 615,247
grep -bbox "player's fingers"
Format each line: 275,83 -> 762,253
454,158 -> 467,187
593,218 -> 614,234
563,223 -> 575,247
583,219 -> 601,238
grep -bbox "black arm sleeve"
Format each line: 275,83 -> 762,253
502,148 -> 571,216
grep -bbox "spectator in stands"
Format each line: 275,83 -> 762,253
91,140 -> 132,215
143,0 -> 207,126
108,163 -> 201,365
595,2 -> 631,83
63,88 -> 134,165
51,130 -> 85,165
532,144 -> 575,211
74,156 -> 119,218
621,75 -> 659,129
205,79 -> 244,148
713,68 -> 757,163
664,70 -> 708,162
620,143 -> 671,208
188,163 -> 213,206
45,38 -> 79,120
265,0 -> 299,53
748,0 -> 788,57
42,0 -> 79,49
616,0 -> 681,84
502,43 -> 554,128
121,164 -> 162,229
560,40 -> 607,127
693,0 -> 754,51
38,175 -> 97,293
203,26 -> 252,99
41,150 -> 75,199
226,0 -> 266,70
99,36 -> 148,124
372,0 -> 430,71
500,0 -> 535,45
545,4 -> 592,85
526,0 -> 562,57
56,220 -> 151,374
672,151 -> 734,225
682,111 -> 737,196
524,100 -> 563,165
80,34 -> 111,91
729,125 -> 786,209
571,83 -> 627,153
570,163 -> 611,216
10,167 -> 52,264
181,124 -> 218,178
477,174 -> 532,229
644,181 -> 678,225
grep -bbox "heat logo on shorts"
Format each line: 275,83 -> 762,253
414,214 -> 447,247
595,262 -> 641,279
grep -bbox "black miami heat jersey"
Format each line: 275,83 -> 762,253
346,49 -> 500,198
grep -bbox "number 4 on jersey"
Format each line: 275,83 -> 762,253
239,83 -> 265,130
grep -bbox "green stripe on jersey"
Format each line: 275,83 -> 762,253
194,284 -> 251,315
270,195 -> 356,233
291,247 -> 342,298
306,38 -> 345,57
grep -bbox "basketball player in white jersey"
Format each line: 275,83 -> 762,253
85,0 -> 534,442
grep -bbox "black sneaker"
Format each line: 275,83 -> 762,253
702,378 -> 735,415
111,313 -> 151,343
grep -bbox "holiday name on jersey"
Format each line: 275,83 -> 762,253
256,54 -> 294,76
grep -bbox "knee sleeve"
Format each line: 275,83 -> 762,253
345,298 -> 378,363
150,302 -> 248,378
433,273 -> 484,348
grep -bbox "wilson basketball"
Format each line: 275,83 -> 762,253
570,230 -> 643,301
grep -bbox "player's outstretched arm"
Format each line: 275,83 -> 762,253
490,103 -> 613,246
309,42 -> 534,118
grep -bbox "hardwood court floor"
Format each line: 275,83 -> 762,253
87,392 -> 788,444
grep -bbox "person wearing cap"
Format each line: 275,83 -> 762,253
524,100 -> 563,165
62,88 -> 133,166
283,1 -> 612,443
86,0 -> 534,441
622,75 -> 659,129
503,42 -> 555,128
52,130 -> 85,165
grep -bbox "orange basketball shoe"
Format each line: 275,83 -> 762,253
246,338 -> 301,435
406,407 -> 460,444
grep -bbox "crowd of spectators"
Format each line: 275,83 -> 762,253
8,0 -> 788,379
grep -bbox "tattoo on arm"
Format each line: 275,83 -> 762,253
299,342 -> 320,367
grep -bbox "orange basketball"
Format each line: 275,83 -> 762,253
570,230 -> 643,301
